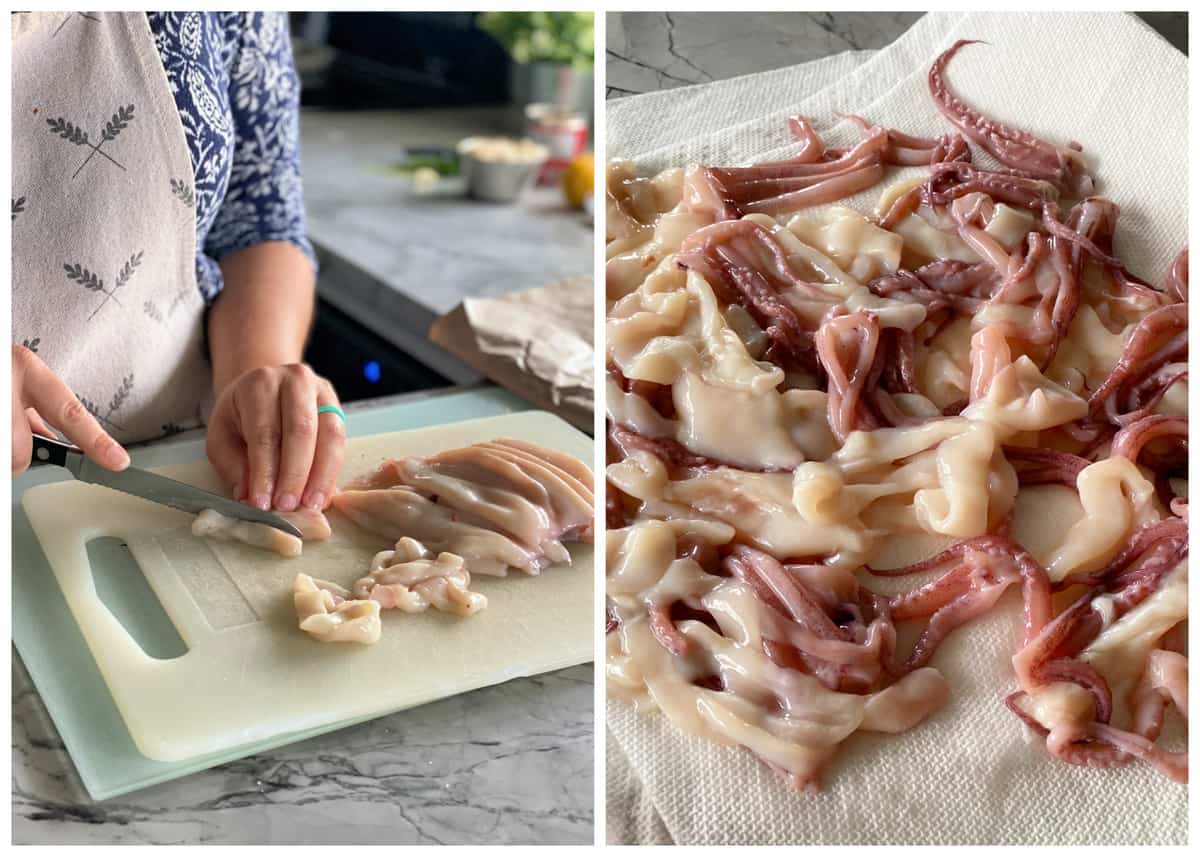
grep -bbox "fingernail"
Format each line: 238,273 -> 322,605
233,482 -> 243,500
276,492 -> 297,512
107,446 -> 130,470
305,491 -> 325,511
253,492 -> 271,511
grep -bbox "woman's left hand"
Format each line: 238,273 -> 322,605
206,363 -> 345,512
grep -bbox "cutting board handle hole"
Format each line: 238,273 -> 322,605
86,537 -> 189,660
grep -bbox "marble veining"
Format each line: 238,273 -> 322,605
606,11 -> 1186,98
13,656 -> 593,844
606,12 -> 922,98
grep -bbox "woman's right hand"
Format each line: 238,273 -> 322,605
11,344 -> 130,475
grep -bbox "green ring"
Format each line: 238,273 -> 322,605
317,404 -> 346,422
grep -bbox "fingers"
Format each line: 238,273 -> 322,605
13,344 -> 128,471
273,365 -> 319,512
206,364 -> 343,512
14,408 -> 57,474
205,407 -> 249,501
12,386 -> 32,475
236,369 -> 283,511
302,379 -> 346,511
26,408 -> 54,437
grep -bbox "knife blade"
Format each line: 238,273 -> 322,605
31,434 -> 302,537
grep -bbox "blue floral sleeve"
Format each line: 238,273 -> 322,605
202,12 -> 316,279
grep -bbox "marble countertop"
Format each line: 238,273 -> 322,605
13,659 -> 592,845
11,386 -> 595,846
300,107 -> 592,380
606,11 -> 921,98
606,11 -> 1186,98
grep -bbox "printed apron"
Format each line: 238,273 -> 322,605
11,11 -> 210,443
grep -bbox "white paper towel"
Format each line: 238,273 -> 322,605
608,48 -> 874,159
606,11 -> 1188,845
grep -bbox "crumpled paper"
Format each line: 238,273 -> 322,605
430,275 -> 593,432
606,11 -> 1187,845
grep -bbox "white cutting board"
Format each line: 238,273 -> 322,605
21,411 -> 594,763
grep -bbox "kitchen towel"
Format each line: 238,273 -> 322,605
606,11 -> 1187,845
429,275 -> 594,432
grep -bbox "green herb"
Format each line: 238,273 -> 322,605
478,12 -> 593,69
388,155 -> 460,177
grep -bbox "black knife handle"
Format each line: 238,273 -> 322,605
30,434 -> 76,468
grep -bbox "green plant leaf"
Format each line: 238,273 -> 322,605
478,11 -> 593,68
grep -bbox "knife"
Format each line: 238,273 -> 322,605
30,434 -> 302,537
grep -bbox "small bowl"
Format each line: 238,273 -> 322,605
457,137 -> 549,203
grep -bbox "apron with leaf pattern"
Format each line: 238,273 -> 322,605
11,11 -> 210,443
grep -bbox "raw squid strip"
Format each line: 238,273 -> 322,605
1002,445 -> 1089,488
712,120 -> 893,216
1165,247 -> 1188,304
292,538 -> 486,646
1111,414 -> 1187,473
335,438 -> 593,577
676,219 -> 824,370
928,39 -> 1093,194
191,508 -> 331,558
1010,559 -> 1187,779
870,534 -> 1053,659
293,438 -> 590,645
842,113 -> 970,167
293,574 -> 381,645
779,115 -> 825,164
1088,303 -> 1188,423
868,259 -> 997,314
740,163 -> 885,216
816,309 -> 884,441
605,36 -> 1188,791
356,537 -> 486,617
335,487 -> 551,577
607,519 -> 949,790
921,161 -> 1058,212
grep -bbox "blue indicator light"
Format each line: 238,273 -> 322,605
363,360 -> 381,383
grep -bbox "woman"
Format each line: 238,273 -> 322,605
11,11 -> 344,515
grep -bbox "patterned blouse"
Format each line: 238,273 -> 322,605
146,11 -> 315,304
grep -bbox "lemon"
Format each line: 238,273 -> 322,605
562,153 -> 594,209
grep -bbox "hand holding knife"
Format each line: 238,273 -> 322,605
29,434 -> 302,537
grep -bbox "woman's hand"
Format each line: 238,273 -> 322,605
203,241 -> 327,510
11,344 -> 130,474
205,363 -> 345,512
